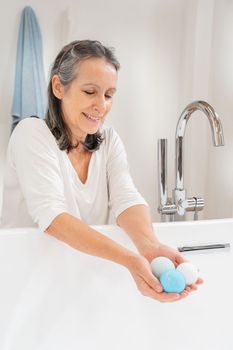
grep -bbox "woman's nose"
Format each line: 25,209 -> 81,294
93,96 -> 107,115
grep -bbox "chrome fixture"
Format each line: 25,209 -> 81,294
158,100 -> 224,221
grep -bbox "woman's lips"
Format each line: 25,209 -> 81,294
82,112 -> 100,123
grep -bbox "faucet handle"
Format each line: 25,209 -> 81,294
194,197 -> 205,211
179,197 -> 196,210
193,197 -> 205,220
179,196 -> 204,212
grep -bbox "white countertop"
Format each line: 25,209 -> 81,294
0,218 -> 233,350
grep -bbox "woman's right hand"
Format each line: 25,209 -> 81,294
127,254 -> 190,302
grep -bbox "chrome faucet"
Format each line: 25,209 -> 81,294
158,101 -> 224,221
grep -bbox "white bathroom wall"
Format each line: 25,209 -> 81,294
204,0 -> 233,219
178,0 -> 215,221
0,0 -> 232,221
181,0 -> 233,220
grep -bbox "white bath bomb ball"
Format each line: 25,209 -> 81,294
151,256 -> 175,278
176,262 -> 199,285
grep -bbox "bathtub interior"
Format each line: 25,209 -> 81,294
0,220 -> 232,350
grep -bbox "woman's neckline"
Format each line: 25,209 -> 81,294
64,149 -> 95,186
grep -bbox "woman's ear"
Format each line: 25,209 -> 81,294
51,75 -> 63,99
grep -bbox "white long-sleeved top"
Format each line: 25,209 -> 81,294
0,118 -> 147,231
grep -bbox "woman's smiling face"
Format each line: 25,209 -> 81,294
52,57 -> 117,143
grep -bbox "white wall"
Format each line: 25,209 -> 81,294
204,0 -> 233,218
0,0 -> 232,221
179,0 -> 215,221
180,0 -> 233,220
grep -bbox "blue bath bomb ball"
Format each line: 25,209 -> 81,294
160,269 -> 186,293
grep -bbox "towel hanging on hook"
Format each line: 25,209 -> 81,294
11,6 -> 46,132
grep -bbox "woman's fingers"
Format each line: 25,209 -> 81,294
145,272 -> 163,293
140,279 -> 192,302
145,287 -> 189,302
196,277 -> 204,284
185,285 -> 192,292
185,277 -> 204,292
140,274 -> 190,302
174,253 -> 188,265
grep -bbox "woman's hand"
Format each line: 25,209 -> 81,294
126,253 -> 191,302
142,243 -> 204,293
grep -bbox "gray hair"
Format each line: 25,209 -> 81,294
45,40 -> 120,152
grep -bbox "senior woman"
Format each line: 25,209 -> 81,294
1,40 -> 202,302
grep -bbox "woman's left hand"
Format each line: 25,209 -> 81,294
143,243 -> 204,293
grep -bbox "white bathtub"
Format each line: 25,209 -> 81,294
0,219 -> 232,350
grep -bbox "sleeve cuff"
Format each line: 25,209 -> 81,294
37,207 -> 69,232
114,199 -> 148,219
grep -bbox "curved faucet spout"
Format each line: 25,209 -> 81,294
175,100 -> 224,191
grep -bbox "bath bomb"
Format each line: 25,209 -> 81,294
151,256 -> 175,278
177,262 -> 199,285
160,269 -> 186,293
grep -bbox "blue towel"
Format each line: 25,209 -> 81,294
11,6 -> 46,131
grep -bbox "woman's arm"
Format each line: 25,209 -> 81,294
46,212 -> 136,267
116,204 -> 189,265
116,204 -> 160,261
45,212 -> 189,302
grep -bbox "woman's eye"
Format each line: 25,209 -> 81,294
84,91 -> 113,99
